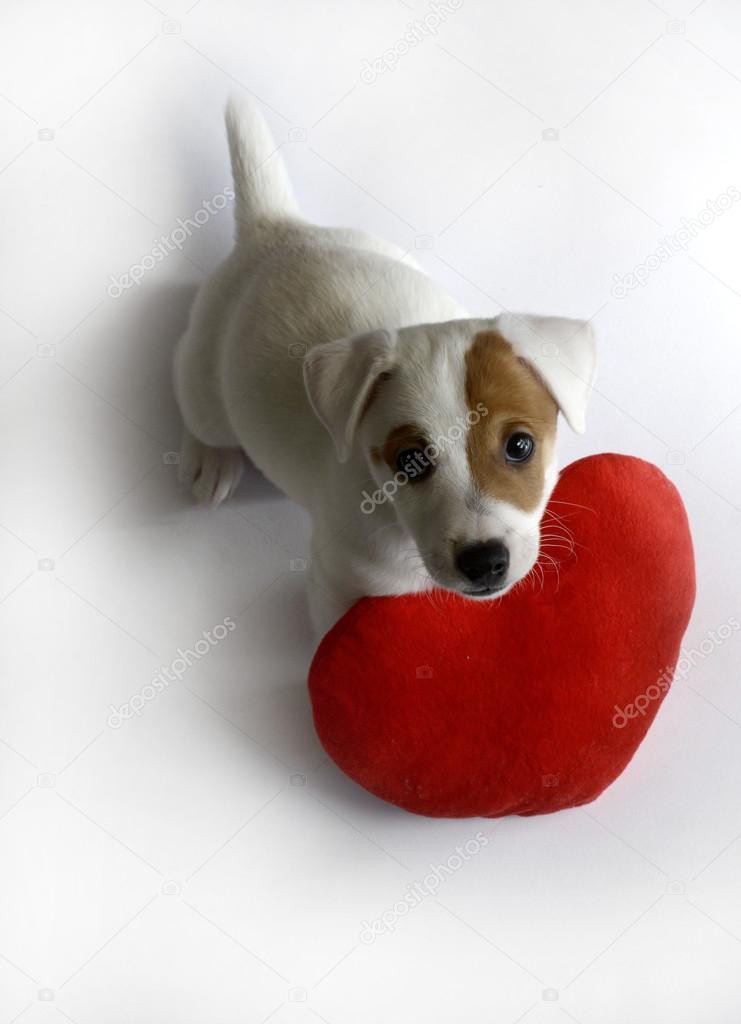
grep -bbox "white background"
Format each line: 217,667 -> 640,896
1,0 -> 741,1021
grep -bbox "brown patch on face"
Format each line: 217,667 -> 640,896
465,331 -> 558,512
371,423 -> 428,471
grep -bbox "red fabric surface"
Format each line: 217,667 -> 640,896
308,455 -> 696,817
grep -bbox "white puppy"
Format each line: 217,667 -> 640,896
173,98 -> 596,635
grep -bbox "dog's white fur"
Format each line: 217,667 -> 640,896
173,98 -> 595,634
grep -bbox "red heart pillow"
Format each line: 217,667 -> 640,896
308,455 -> 695,817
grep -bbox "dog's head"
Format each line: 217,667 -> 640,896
304,315 -> 595,598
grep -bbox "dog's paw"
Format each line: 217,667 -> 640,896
179,432 -> 244,506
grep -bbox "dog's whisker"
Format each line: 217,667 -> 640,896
541,530 -> 575,545
541,540 -> 575,554
541,516 -> 575,530
540,519 -> 575,532
541,538 -> 575,550
538,551 -> 562,584
519,559 -> 544,597
547,499 -> 597,516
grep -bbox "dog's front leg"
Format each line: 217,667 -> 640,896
306,557 -> 358,639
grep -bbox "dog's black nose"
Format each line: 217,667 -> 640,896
456,540 -> 510,587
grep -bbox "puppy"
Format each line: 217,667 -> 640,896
173,98 -> 596,635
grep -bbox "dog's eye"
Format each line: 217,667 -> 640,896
504,432 -> 535,463
396,447 -> 435,482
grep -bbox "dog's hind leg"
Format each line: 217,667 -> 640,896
173,263 -> 247,506
174,324 -> 246,506
173,98 -> 299,507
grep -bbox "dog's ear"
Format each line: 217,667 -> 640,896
303,329 -> 397,462
494,314 -> 596,433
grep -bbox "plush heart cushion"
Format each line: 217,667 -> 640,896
308,455 -> 695,817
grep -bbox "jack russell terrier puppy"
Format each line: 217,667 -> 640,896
173,98 -> 596,635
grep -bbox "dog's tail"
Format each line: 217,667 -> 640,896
225,95 -> 298,239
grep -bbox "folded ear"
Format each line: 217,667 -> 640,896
303,329 -> 397,462
495,313 -> 596,433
